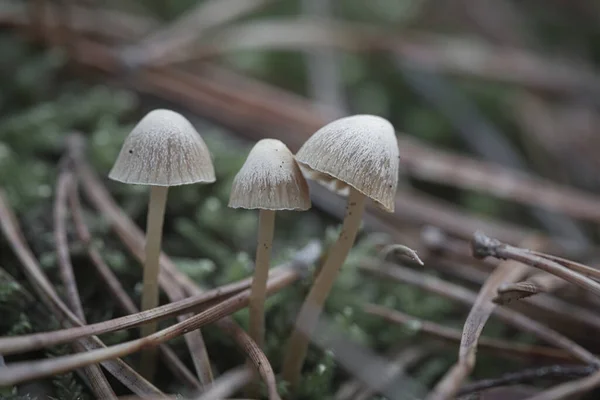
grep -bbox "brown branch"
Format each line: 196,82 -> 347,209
363,304 -> 575,363
68,183 -> 202,391
428,237 -> 542,400
54,162 -> 116,398
472,232 -> 600,297
0,190 -> 164,397
359,261 -> 600,366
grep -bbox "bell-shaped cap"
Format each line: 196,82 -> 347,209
109,109 -> 216,186
228,139 -> 311,211
296,114 -> 399,212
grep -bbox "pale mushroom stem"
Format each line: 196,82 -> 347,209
249,209 -> 276,348
246,209 -> 276,396
140,185 -> 169,380
282,187 -> 366,389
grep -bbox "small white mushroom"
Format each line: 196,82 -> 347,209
229,139 -> 310,349
109,109 -> 215,379
282,115 -> 399,388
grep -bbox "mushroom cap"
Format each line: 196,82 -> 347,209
228,139 -> 311,211
108,109 -> 216,186
295,114 -> 399,212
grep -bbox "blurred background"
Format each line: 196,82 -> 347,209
2,0 -> 600,399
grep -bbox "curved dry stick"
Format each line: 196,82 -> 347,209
363,304 -> 574,362
427,237 -> 542,400
0,269 -> 299,387
68,184 -> 201,391
54,165 -> 116,399
0,190 -> 164,397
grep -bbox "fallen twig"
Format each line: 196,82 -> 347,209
68,183 -> 202,391
0,190 -> 164,397
0,261 -> 306,387
54,161 -> 116,398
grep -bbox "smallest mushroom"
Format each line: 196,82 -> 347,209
229,139 -> 311,348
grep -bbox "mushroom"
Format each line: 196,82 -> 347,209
229,139 -> 310,348
282,114 -> 399,388
109,109 -> 215,378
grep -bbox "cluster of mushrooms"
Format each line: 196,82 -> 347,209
108,109 -> 400,390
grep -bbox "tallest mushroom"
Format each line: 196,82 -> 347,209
282,114 -> 399,389
109,109 -> 215,380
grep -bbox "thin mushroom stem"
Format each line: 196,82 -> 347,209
249,209 -> 276,349
246,209 -> 275,396
140,185 -> 169,380
282,187 -> 366,390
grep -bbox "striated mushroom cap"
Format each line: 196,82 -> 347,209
296,114 -> 399,212
228,139 -> 311,211
109,109 -> 216,186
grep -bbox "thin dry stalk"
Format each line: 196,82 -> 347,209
0,190 -> 164,397
524,368 -> 600,400
363,304 -> 574,363
428,237 -> 542,400
360,261 -> 600,366
54,164 -> 116,399
457,364 -> 596,396
0,270 -> 251,355
472,232 -> 600,297
192,366 -> 252,400
0,267 -> 301,387
529,250 -> 600,279
68,184 -> 202,391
